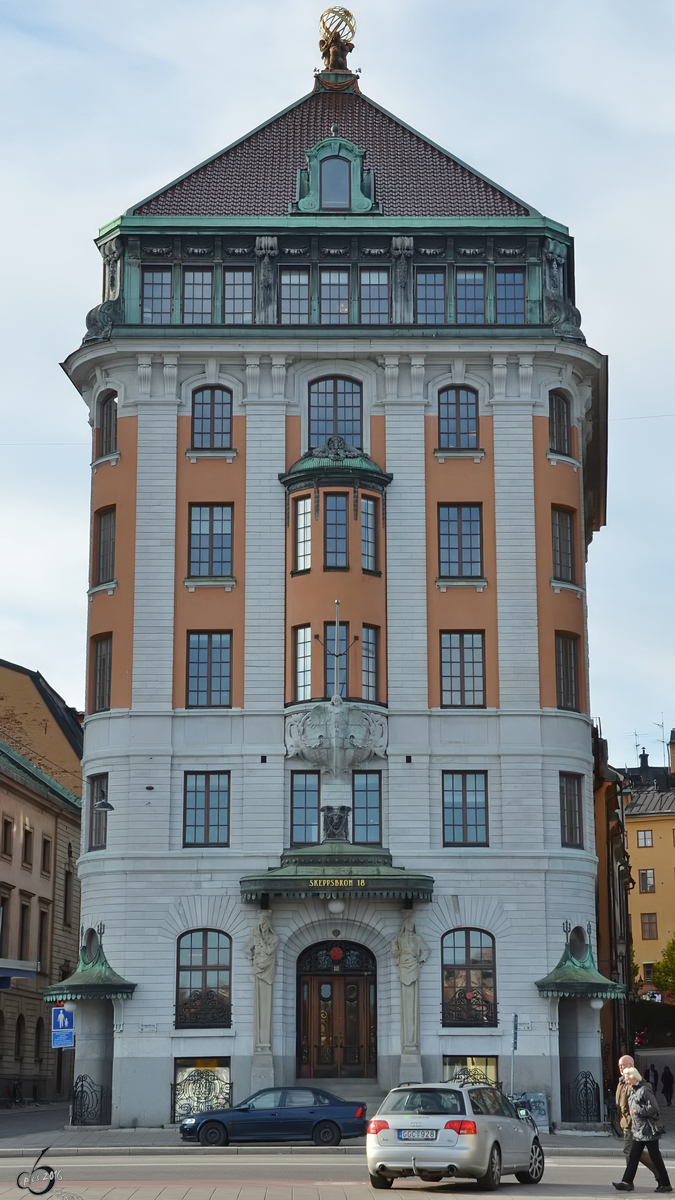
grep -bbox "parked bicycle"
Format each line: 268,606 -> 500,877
4,1079 -> 27,1109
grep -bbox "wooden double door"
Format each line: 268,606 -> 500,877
298,973 -> 377,1079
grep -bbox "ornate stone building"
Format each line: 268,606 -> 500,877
54,15 -> 623,1126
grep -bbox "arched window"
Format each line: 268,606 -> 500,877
321,157 -> 350,210
438,387 -> 478,450
99,393 -> 118,458
441,929 -> 496,1027
549,390 -> 571,456
34,1017 -> 44,1063
175,929 -> 231,1029
192,387 -> 233,451
309,378 -> 362,449
14,1014 -> 25,1060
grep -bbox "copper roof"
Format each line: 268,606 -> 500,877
132,89 -> 532,220
625,789 -> 675,817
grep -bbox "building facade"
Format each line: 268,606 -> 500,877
625,788 -> 675,994
57,22 -> 620,1127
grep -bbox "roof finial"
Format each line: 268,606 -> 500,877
319,7 -> 356,72
331,122 -> 339,137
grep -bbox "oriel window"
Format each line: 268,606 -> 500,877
325,621 -> 348,698
142,268 -> 172,324
96,509 -> 116,585
99,394 -> 117,457
280,270 -> 310,324
320,156 -> 350,210
184,773 -> 230,847
223,269 -> 253,324
560,773 -> 583,847
309,377 -> 362,448
183,269 -> 213,324
324,494 -> 348,568
294,626 -> 312,702
187,632 -> 231,707
552,508 -> 574,583
362,625 -> 378,702
294,496 -> 312,571
320,269 -> 350,324
495,269 -> 525,324
189,505 -> 233,578
89,775 -> 108,851
360,270 -> 389,324
456,269 -> 485,324
441,632 -> 485,707
191,387 -> 232,449
417,270 -> 445,323
361,497 -> 378,571
549,391 -> 571,456
93,635 -> 112,712
353,772 -> 381,844
438,387 -> 478,449
291,772 -> 320,845
555,633 -> 579,711
439,505 -> 482,577
443,773 -> 488,846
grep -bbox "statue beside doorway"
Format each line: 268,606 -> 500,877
246,912 -> 280,1089
391,912 -> 430,1082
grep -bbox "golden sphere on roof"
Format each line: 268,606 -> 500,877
319,6 -> 356,44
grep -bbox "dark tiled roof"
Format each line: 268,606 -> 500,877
625,789 -> 675,817
133,90 -> 531,220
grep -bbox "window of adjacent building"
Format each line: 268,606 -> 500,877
552,508 -> 574,583
362,625 -> 378,703
438,504 -> 482,577
639,868 -> 655,893
291,772 -> 320,845
99,394 -> 117,457
555,633 -> 579,711
41,837 -> 51,876
495,269 -> 525,324
294,496 -> 312,572
2,817 -> 13,858
187,632 -> 232,707
361,496 -> 378,572
15,1014 -> 25,1059
176,930 -> 231,1028
560,773 -> 583,847
324,494 -> 348,568
442,772 -> 488,846
320,156 -> 350,210
191,387 -> 232,449
184,772 -> 230,847
63,870 -> 73,926
440,632 -> 485,707
22,828 -> 33,867
637,829 -> 653,847
641,913 -> 658,940
456,269 -> 485,324
294,625 -> 312,702
280,269 -> 310,324
223,269 -> 253,324
93,635 -> 112,713
353,772 -> 381,844
34,1018 -> 44,1064
360,270 -> 389,324
441,929 -> 496,1026
19,902 -> 30,960
0,894 -> 9,957
325,622 -> 348,698
89,775 -> 108,851
142,268 -> 172,324
416,270 -> 445,323
96,509 -> 116,586
38,909 -> 49,973
438,387 -> 478,450
309,377 -> 362,448
183,269 -> 213,324
644,962 -> 654,984
189,505 -> 233,578
549,390 -> 571,456
320,269 -> 350,324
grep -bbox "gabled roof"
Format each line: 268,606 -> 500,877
0,657 -> 83,759
0,738 -> 81,812
625,789 -> 675,818
131,88 -> 535,220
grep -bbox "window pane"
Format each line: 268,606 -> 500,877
560,773 -> 583,847
321,157 -> 350,210
641,913 -> 658,940
189,506 -> 232,577
295,626 -> 312,702
176,930 -> 231,1027
439,388 -> 478,449
353,773 -> 381,844
320,270 -> 350,324
100,396 -> 117,457
184,269 -> 213,324
549,392 -> 571,455
417,271 -> 445,323
442,927 -> 495,1027
97,510 -> 116,585
187,632 -> 231,707
142,269 -> 172,324
495,269 -> 525,324
441,632 -> 484,707
360,270 -> 389,324
292,774 -> 320,844
325,622 -> 348,698
224,269 -> 253,324
639,869 -> 655,893
443,773 -> 487,845
552,509 -> 574,582
362,626 -> 378,702
94,636 -> 112,712
281,270 -> 310,324
207,774 -> 229,845
361,497 -> 377,570
192,388 -> 232,449
295,497 -> 311,571
325,494 -> 348,567
185,773 -> 207,845
456,270 -> 484,325
90,775 -> 108,850
309,378 -> 362,448
439,505 -> 482,577
556,634 -> 579,710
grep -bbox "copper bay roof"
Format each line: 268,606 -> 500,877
131,89 -> 533,220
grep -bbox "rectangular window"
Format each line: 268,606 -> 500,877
641,913 -> 658,940
223,269 -> 253,324
38,908 -> 49,973
63,870 -> 72,926
22,828 -> 33,867
443,772 -> 488,846
362,626 -> 378,702
19,902 -> 30,960
183,269 -> 213,324
320,269 -> 350,324
555,633 -> 579,711
142,268 -> 172,324
644,963 -> 654,984
0,894 -> 8,957
439,388 -> 478,449
495,269 -> 525,324
189,505 -> 233,578
352,772 -> 381,844
291,772 -> 320,845
639,869 -> 655,893
549,391 -> 571,455
280,269 -> 310,324
324,494 -> 348,568
416,270 -> 445,323
439,504 -> 482,577
294,625 -> 312,702
440,632 -> 485,707
294,496 -> 312,571
2,817 -> 13,857
552,508 -> 574,583
192,386 -> 232,449
89,775 -> 108,851
96,509 -> 116,585
184,772 -> 230,847
560,773 -> 583,847
41,837 -> 51,875
93,635 -> 112,712
187,632 -> 232,707
309,378 -> 362,449
361,496 -> 377,571
456,269 -> 485,324
637,829 -> 653,847
360,269 -> 389,324
325,621 -> 348,698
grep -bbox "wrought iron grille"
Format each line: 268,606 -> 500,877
71,1074 -> 112,1126
175,988 -> 231,1028
450,1066 -> 494,1086
442,988 -> 496,1026
171,1070 -> 231,1122
298,941 -> 376,975
561,1071 -> 600,1123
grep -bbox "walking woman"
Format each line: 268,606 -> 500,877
613,1067 -> 672,1192
662,1065 -> 674,1108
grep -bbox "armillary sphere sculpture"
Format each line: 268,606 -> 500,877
319,6 -> 356,71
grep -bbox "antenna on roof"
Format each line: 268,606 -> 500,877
654,715 -> 667,767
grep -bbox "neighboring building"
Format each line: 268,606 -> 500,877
625,787 -> 675,994
0,658 -> 84,799
0,740 -> 81,1101
53,15 -> 620,1127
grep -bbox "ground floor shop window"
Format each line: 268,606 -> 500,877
443,1055 -> 499,1086
172,1057 -> 231,1121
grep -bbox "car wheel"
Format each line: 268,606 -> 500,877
369,1173 -> 393,1189
476,1142 -> 502,1191
515,1138 -> 545,1185
312,1120 -> 341,1147
198,1121 -> 228,1147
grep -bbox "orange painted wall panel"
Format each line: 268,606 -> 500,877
286,415 -> 302,472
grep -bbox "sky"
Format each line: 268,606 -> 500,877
0,0 -> 673,771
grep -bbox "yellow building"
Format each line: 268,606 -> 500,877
625,789 -> 675,991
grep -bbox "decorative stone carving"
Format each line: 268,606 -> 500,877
137,356 -> 152,397
82,300 -> 122,344
543,238 -> 585,341
492,355 -> 507,399
245,912 -> 280,1054
391,912 -> 431,1054
410,355 -> 425,401
163,355 -> 178,399
285,696 -> 387,779
254,236 -> 278,324
101,238 -> 123,302
245,355 -> 260,399
391,237 -> 414,323
322,805 -> 351,841
518,355 -> 533,400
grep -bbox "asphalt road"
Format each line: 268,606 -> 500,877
0,1106 -> 70,1139
0,1152 -> 668,1199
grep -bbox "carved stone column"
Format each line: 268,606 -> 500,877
254,236 -> 279,325
391,237 -> 414,323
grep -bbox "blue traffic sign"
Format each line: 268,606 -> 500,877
52,1029 -> 74,1049
52,1007 -> 73,1032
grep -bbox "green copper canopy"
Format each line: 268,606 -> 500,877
279,435 -> 392,493
241,842 -> 433,902
43,942 -> 137,1003
535,927 -> 626,999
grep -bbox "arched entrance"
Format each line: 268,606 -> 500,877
297,941 -> 377,1079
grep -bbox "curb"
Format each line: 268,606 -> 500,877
1,1144 -> 674,1160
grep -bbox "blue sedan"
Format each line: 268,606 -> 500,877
180,1086 -> 367,1146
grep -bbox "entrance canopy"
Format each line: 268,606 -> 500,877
241,842 -> 433,903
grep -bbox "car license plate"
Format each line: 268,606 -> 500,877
398,1129 -> 437,1141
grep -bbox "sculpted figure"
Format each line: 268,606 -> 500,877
246,912 -> 280,1052
391,912 -> 431,1053
319,29 -> 354,71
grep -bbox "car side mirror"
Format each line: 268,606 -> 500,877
518,1108 -> 529,1119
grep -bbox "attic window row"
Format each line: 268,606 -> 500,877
140,266 -> 527,326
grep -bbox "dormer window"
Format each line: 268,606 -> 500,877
321,157 -> 350,210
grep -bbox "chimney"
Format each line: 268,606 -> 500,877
639,747 -> 649,772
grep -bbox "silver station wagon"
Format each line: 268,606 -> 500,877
366,1083 -> 545,1190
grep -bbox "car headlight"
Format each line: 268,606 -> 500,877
182,1118 -> 197,1125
